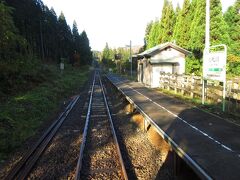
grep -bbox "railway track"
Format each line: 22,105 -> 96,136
5,95 -> 80,180
75,72 -> 128,180
5,71 -> 128,179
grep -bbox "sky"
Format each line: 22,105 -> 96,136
42,0 -> 236,51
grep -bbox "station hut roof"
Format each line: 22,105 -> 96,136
136,42 -> 191,59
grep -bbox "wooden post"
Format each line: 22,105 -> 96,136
160,73 -> 162,88
168,74 -> 170,91
181,76 -> 184,95
175,74 -> 177,94
191,75 -> 195,98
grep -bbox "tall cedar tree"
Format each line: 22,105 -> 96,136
159,0 -> 175,43
147,20 -> 161,48
189,0 -> 206,56
79,31 -> 92,65
210,0 -> 230,46
224,0 -> 240,56
144,21 -> 153,49
57,12 -> 72,58
173,0 -> 191,48
0,2 -> 25,60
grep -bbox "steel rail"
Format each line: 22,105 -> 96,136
5,95 -> 80,180
75,72 -> 96,180
105,74 -> 212,180
99,74 -> 128,180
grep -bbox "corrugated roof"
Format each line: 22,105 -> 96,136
137,42 -> 191,58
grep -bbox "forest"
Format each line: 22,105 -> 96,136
144,0 -> 240,76
0,0 -> 92,96
0,0 -> 92,160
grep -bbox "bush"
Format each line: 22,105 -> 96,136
185,55 -> 202,75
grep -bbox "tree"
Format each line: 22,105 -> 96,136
224,0 -> 240,75
102,43 -> 112,62
188,0 -> 206,56
147,20 -> 161,48
79,30 -> 92,65
224,0 -> 240,56
159,0 -> 175,43
0,2 -> 19,60
144,20 -> 153,49
210,0 -> 230,46
189,0 -> 230,56
173,0 -> 191,48
57,12 -> 73,58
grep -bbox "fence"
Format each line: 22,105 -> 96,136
159,72 -> 240,114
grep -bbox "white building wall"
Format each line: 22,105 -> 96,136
151,48 -> 186,74
151,66 -> 161,88
137,47 -> 187,88
177,57 -> 185,74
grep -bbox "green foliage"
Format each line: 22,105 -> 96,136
210,0 -> 230,46
57,12 -> 72,58
0,65 -> 89,160
144,21 -> 153,49
146,0 -> 176,48
144,0 -> 240,76
4,0 -> 92,65
159,0 -> 175,43
227,54 -> 240,75
185,55 -> 202,75
101,44 -> 131,74
173,0 -> 192,49
79,31 -> 92,65
147,20 -> 161,48
188,0 -> 206,52
0,55 -> 43,95
0,2 -> 27,60
0,0 -> 92,96
224,0 -> 240,56
101,43 -> 114,67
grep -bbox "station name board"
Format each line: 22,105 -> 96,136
203,51 -> 226,82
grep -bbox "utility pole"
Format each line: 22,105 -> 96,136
130,40 -> 132,77
205,0 -> 210,51
126,41 -> 132,77
202,0 -> 210,105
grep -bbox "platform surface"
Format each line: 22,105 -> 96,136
107,74 -> 240,180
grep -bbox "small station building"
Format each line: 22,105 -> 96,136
136,42 -> 190,88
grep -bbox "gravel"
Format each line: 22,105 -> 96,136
104,77 -> 174,180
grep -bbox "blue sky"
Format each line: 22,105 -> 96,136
42,0 -> 236,51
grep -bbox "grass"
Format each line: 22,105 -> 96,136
0,64 -> 89,161
157,88 -> 240,124
158,88 -> 224,110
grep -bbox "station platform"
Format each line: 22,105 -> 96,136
106,74 -> 240,180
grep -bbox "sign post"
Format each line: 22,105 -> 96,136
203,44 -> 227,112
60,58 -> 65,74
202,0 -> 210,106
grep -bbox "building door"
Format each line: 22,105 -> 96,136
172,63 -> 179,74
